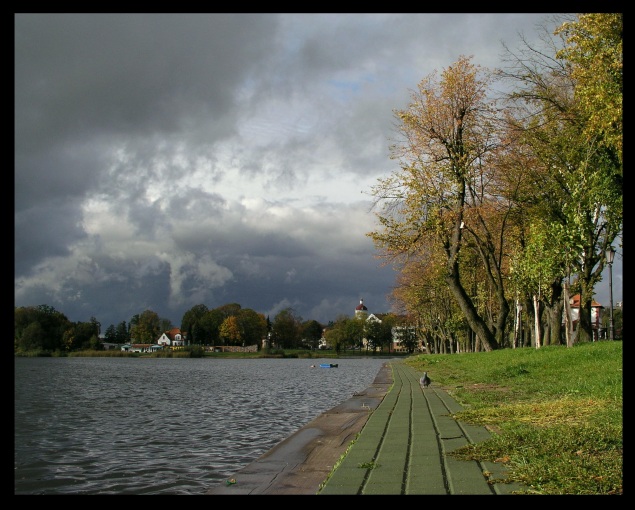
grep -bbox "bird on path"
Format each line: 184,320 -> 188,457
420,372 -> 431,388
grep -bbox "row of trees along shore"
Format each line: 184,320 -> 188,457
366,13 -> 622,352
15,303 -> 322,353
12,295 -> 623,355
14,14 -> 622,355
14,300 -> 422,354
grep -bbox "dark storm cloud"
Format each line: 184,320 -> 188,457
15,200 -> 87,275
17,13 -> 617,330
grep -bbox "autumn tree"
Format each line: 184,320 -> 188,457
388,239 -> 477,353
556,13 -> 622,169
368,55 -> 512,351
182,303 -> 265,346
500,13 -> 622,343
219,315 -> 242,345
370,16 -> 622,351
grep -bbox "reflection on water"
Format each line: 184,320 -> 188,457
14,356 -> 387,494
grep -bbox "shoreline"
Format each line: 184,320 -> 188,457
206,361 -> 393,494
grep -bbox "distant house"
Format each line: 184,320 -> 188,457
567,294 -> 604,340
366,313 -> 382,324
353,298 -> 420,352
318,330 -> 331,350
120,343 -> 155,353
157,328 -> 186,347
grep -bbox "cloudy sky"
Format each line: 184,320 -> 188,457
15,13 -> 622,330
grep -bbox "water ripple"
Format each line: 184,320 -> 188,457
15,356 -> 387,494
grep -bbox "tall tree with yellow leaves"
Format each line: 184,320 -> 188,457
368,55 -> 513,351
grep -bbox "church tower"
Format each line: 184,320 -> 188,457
355,298 -> 368,318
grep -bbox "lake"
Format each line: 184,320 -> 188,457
14,356 -> 388,495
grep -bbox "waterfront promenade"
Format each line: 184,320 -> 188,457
207,360 -> 523,495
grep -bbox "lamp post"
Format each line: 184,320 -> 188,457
606,246 -> 615,341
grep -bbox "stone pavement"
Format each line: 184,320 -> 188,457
318,361 -> 521,495
207,360 -> 523,495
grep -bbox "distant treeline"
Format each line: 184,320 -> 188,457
14,302 -> 326,354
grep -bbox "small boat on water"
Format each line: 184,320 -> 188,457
319,363 -> 338,368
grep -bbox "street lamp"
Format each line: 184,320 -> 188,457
606,246 -> 615,341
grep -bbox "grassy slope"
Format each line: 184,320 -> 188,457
406,341 -> 623,495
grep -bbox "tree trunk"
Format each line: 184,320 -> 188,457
543,279 -> 564,345
445,272 -> 498,351
513,299 -> 522,349
533,294 -> 542,349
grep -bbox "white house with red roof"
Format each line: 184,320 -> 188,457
567,294 -> 605,339
157,328 -> 186,346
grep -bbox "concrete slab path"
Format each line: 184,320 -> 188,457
207,360 -> 522,495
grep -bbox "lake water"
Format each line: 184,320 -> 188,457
14,356 -> 388,495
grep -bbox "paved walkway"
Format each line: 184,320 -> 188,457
207,360 -> 522,495
318,361 -> 520,495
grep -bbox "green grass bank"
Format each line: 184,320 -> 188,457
406,341 -> 622,495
